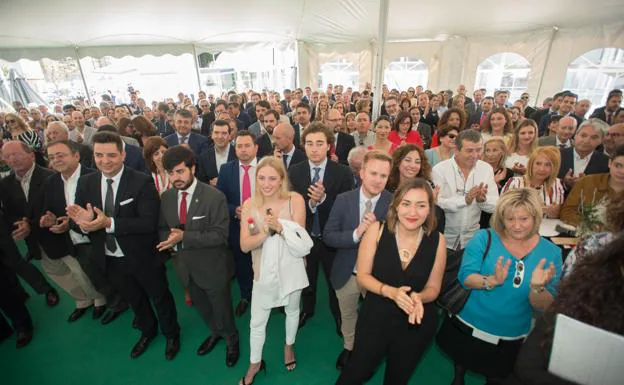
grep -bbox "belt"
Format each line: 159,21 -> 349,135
451,316 -> 525,346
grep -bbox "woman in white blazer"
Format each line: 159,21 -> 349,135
239,156 -> 311,385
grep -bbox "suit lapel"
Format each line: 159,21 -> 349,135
114,169 -> 130,215
186,182 -> 203,221
233,162 -> 241,206
349,189 -> 360,229
323,160 -> 337,191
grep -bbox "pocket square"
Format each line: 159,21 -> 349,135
120,198 -> 134,206
192,215 -> 206,220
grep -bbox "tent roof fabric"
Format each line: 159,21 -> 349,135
1,0 -> 622,61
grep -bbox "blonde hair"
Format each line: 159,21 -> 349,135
491,188 -> 543,236
481,137 -> 508,170
251,156 -> 292,208
524,146 -> 561,192
507,119 -> 538,155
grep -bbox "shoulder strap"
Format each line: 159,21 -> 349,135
376,221 -> 385,244
288,194 -> 293,217
481,229 -> 492,261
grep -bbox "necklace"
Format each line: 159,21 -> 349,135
396,226 -> 424,265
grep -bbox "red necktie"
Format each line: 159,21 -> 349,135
480,112 -> 487,125
242,164 -> 251,203
179,192 -> 188,225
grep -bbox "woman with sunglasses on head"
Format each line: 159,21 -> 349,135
3,112 -> 45,166
437,188 -> 562,385
425,125 -> 458,167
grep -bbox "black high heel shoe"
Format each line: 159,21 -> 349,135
240,360 -> 266,385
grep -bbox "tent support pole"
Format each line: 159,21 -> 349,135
192,44 -> 202,92
372,0 -> 389,121
535,26 -> 558,106
74,47 -> 91,104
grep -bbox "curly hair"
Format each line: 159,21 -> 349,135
387,144 -> 432,192
438,107 -> 466,131
481,107 -> 513,135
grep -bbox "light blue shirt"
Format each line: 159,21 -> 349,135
458,229 -> 562,337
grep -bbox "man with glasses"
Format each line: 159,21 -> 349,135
351,112 -> 375,147
604,123 -> 624,158
432,129 -> 499,251
325,108 -> 355,165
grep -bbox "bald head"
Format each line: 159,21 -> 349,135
557,116 -> 577,143
95,116 -> 115,128
273,123 -> 295,152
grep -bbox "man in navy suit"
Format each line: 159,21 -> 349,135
292,103 -> 312,148
164,109 -> 209,156
196,120 -> 236,186
539,92 -> 577,136
154,102 -> 175,137
228,102 -> 251,129
323,150 -> 393,370
273,122 -> 306,170
288,123 -> 354,332
558,119 -> 610,190
97,126 -> 147,173
216,131 -> 258,316
255,110 -> 279,159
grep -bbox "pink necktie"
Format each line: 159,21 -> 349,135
241,164 -> 251,203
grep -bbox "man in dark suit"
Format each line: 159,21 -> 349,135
159,146 -> 239,367
256,110 -> 279,159
196,120 -> 237,186
67,132 -> 180,360
538,116 -> 576,148
228,102 -> 251,129
558,119 -> 610,190
325,109 -> 355,165
216,131 -> 258,316
590,89 -> 622,124
97,125 -> 147,173
467,97 -> 494,130
292,103 -> 311,148
273,122 -> 306,170
247,100 -> 271,138
539,92 -> 577,137
46,121 -> 93,168
164,109 -> 209,156
288,122 -> 354,332
154,102 -> 175,137
323,151 -> 393,370
0,142 -> 62,307
201,100 -> 228,137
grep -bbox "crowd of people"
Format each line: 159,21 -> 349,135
0,82 -> 623,385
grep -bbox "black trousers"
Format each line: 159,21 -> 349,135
189,277 -> 238,342
301,237 -> 341,327
74,244 -> 123,309
106,256 -> 180,338
0,245 -> 52,295
0,263 -> 33,342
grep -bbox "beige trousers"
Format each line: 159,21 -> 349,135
335,275 -> 365,350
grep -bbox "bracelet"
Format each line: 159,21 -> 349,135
379,283 -> 385,297
483,275 -> 492,291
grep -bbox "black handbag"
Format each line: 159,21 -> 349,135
436,229 -> 492,315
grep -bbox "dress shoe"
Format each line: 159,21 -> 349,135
298,312 -> 314,328
132,316 -> 139,329
197,335 -> 222,356
92,305 -> 107,320
235,299 -> 249,317
16,330 -> 33,349
165,336 -> 180,360
226,340 -> 240,367
130,333 -> 156,359
100,303 -> 129,325
67,307 -> 89,323
336,348 -> 352,370
45,288 -> 59,307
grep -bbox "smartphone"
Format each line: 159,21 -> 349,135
266,208 -> 276,235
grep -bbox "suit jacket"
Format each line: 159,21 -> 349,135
285,148 -> 307,170
216,160 -> 250,249
524,106 -> 536,119
154,118 -> 175,137
538,135 -> 573,148
248,121 -> 262,138
73,167 -> 164,271
416,122 -> 433,149
334,132 -> 355,165
164,132 -> 209,156
324,189 -> 392,289
123,142 -> 147,173
40,166 -> 96,256
121,136 -> 140,148
0,165 -> 54,259
589,106 -> 608,122
200,112 -> 215,137
288,160 -> 354,234
467,108 -> 488,128
539,112 -> 557,136
196,144 -> 237,184
158,181 -> 233,289
74,142 -> 94,168
237,111 -> 251,128
557,147 -> 610,180
256,133 -> 273,159
291,124 -> 303,148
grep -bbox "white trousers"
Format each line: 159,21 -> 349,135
249,289 -> 301,364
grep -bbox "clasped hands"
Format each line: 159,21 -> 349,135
66,203 -> 111,233
388,286 -> 424,325
39,211 -> 70,234
308,181 -> 325,207
465,183 -> 488,205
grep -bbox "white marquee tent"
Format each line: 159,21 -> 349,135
1,0 -> 623,106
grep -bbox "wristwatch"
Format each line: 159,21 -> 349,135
531,286 -> 546,294
483,275 -> 493,291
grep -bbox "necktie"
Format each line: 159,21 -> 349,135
282,154 -> 289,170
359,134 -> 365,146
311,167 -> 321,236
480,112 -> 487,125
180,135 -> 188,144
179,192 -> 188,226
559,143 -> 566,149
104,179 -> 117,252
363,199 -> 372,221
607,112 -> 612,125
241,164 -> 251,203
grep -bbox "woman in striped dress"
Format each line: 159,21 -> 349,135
4,112 -> 45,165
501,146 -> 565,219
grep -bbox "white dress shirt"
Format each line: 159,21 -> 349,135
283,146 -> 296,169
239,158 -> 257,203
177,133 -> 190,144
101,167 -> 124,257
432,158 -> 499,249
62,164 -> 90,245
214,143 -> 231,173
556,136 -> 573,148
15,163 -> 35,197
573,149 -> 593,177
352,188 -> 381,243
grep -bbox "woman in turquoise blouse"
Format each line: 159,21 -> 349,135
437,188 -> 562,385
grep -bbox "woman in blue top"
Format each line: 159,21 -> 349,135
437,188 -> 562,385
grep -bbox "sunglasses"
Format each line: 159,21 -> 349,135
447,134 -> 457,139
513,260 -> 525,288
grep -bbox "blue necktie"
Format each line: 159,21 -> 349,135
311,167 -> 321,236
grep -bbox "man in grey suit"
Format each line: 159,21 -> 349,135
538,116 -> 576,149
323,150 -> 393,370
158,145 -> 239,367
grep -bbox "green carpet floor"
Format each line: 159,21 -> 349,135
2,256 -> 484,385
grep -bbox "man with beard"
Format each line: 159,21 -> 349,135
256,110 -> 279,159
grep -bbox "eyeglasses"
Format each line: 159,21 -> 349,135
513,260 -> 525,288
606,132 -> 622,138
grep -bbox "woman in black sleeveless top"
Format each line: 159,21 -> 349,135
336,178 -> 447,385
